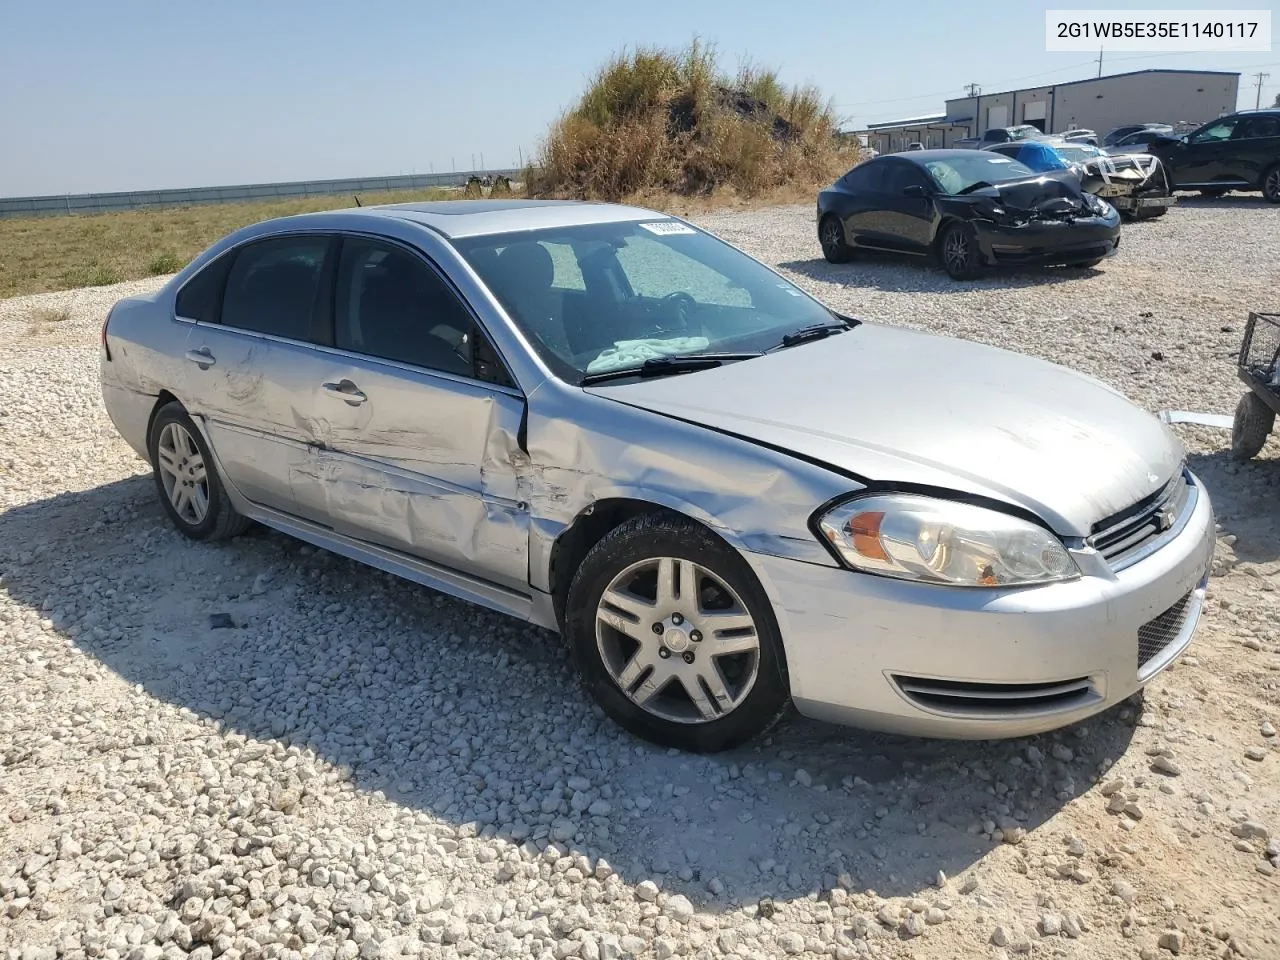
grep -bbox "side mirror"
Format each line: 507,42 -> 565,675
903,184 -> 928,198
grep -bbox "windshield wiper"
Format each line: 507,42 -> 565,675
956,180 -> 994,196
769,320 -> 855,352
580,352 -> 761,385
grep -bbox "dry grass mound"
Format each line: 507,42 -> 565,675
529,41 -> 856,201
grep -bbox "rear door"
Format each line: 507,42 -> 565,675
832,160 -> 889,248
305,234 -> 531,591
177,233 -> 338,522
874,160 -> 936,253
1228,114 -> 1280,186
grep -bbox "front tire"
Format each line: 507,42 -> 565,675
819,215 -> 854,264
564,513 -> 790,753
1231,391 -> 1275,461
939,221 -> 983,280
1262,164 -> 1280,204
148,402 -> 251,541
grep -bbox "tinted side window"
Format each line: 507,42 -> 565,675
1237,116 -> 1280,139
220,236 -> 329,340
175,253 -> 233,323
844,161 -> 886,192
882,162 -> 927,193
335,238 -> 473,378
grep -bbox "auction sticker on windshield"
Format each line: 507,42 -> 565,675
639,221 -> 697,236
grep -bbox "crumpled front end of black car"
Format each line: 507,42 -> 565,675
944,173 -> 1123,267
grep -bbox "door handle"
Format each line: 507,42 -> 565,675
322,379 -> 367,405
184,348 -> 216,368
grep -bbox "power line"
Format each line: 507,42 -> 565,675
1254,71 -> 1271,109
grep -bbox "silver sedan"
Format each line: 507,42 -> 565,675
100,199 -> 1215,752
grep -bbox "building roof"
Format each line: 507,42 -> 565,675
865,113 -> 945,130
946,68 -> 1241,105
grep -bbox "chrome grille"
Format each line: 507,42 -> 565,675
1089,473 -> 1192,568
893,675 -> 1098,717
1138,591 -> 1194,669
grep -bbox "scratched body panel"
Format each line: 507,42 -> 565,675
301,354 -> 529,591
179,324 -> 332,519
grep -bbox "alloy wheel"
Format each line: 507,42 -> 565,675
156,422 -> 210,526
821,218 -> 843,255
1265,168 -> 1280,203
595,556 -> 761,724
944,228 -> 970,273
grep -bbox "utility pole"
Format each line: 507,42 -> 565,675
1096,48 -> 1103,78
965,83 -> 981,97
1254,72 -> 1270,109
518,146 -> 523,168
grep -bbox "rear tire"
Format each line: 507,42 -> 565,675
148,402 -> 251,541
564,513 -> 790,753
1262,164 -> 1280,204
939,221 -> 983,280
819,215 -> 854,264
1231,391 -> 1275,461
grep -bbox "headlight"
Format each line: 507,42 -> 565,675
1083,192 -> 1112,216
816,494 -> 1080,587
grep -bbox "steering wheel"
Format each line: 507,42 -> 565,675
658,291 -> 697,332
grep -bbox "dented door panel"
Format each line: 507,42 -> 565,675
181,324 -> 333,518
304,354 -> 530,590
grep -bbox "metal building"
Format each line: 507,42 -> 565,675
858,69 -> 1241,153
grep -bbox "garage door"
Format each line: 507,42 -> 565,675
1023,101 -> 1047,122
987,105 -> 1009,129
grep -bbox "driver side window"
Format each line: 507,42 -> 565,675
334,238 -> 473,378
614,234 -> 751,308
1191,119 -> 1237,143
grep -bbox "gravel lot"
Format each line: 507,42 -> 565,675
2,195 -> 1279,960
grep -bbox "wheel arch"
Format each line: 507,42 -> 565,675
547,497 -> 755,631
144,390 -> 183,463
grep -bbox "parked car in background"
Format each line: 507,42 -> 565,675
1057,129 -> 1099,146
1103,123 -> 1173,147
817,150 -> 1121,280
101,198 -> 1214,751
984,138 -> 1176,220
1108,128 -> 1180,154
952,124 -> 1043,149
1138,109 -> 1280,202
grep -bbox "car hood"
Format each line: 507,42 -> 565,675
586,323 -> 1184,536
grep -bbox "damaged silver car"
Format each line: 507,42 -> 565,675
986,138 -> 1176,220
101,200 -> 1216,752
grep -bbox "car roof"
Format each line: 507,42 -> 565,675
890,149 -> 1006,164
259,199 -> 665,240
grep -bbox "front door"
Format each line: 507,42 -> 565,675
1172,116 -> 1243,188
308,235 -> 531,591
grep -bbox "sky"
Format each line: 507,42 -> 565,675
1,0 -> 1277,197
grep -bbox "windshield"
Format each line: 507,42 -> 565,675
923,154 -> 1036,194
1051,143 -> 1104,163
451,220 -> 837,383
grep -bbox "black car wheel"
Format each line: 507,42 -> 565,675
1262,164 -> 1280,205
939,222 -> 982,280
1231,392 -> 1275,461
819,215 -> 854,263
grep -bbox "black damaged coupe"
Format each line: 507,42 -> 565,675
817,150 -> 1122,280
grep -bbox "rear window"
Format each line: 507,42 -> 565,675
175,254 -> 232,323
220,236 -> 329,341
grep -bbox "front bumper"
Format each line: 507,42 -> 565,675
974,214 -> 1121,267
747,472 -> 1215,739
1110,194 -> 1177,212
